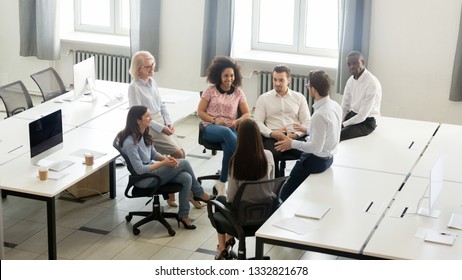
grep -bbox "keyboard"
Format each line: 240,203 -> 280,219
104,99 -> 120,107
49,160 -> 75,172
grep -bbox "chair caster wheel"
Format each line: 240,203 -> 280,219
168,229 -> 176,236
125,214 -> 132,222
133,228 -> 140,235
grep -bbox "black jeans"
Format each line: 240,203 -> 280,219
340,111 -> 377,141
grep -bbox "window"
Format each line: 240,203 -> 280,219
252,0 -> 338,58
74,0 -> 130,36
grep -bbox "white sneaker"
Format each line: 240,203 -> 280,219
215,181 -> 226,196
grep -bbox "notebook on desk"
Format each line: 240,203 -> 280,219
294,201 -> 331,220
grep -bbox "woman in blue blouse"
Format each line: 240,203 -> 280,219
117,106 -> 214,229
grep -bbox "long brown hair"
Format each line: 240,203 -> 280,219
117,105 -> 153,148
229,119 -> 268,180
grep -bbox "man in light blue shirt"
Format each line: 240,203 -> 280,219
275,70 -> 342,201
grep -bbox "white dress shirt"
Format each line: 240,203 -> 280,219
291,96 -> 342,158
254,89 -> 311,138
341,68 -> 382,127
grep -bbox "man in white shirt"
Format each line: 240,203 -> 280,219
253,65 -> 311,177
340,51 -> 382,141
275,70 -> 342,201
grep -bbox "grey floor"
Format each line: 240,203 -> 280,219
0,95 -> 344,260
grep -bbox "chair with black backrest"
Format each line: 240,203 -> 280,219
276,153 -> 300,178
30,67 -> 68,102
205,176 -> 289,260
0,80 -> 33,118
113,136 -> 182,236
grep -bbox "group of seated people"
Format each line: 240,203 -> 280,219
116,50 -> 382,260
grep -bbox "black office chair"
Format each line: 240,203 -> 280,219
0,80 -> 33,118
206,176 -> 289,260
30,67 -> 68,102
113,136 -> 182,236
276,153 -> 300,178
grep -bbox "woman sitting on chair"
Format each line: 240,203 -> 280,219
117,105 -> 214,229
214,118 -> 275,259
198,56 -> 251,196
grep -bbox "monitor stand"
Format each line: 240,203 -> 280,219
417,207 -> 441,218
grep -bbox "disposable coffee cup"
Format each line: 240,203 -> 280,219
85,152 -> 94,166
38,167 -> 48,181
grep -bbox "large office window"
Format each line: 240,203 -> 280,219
74,0 -> 130,36
252,0 -> 338,57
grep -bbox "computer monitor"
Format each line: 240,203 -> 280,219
418,155 -> 443,218
66,56 -> 96,101
29,109 -> 64,166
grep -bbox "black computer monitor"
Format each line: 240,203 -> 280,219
29,109 -> 63,165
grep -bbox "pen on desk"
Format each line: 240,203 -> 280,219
400,207 -> 408,218
408,141 -> 414,149
8,145 -> 23,154
365,201 -> 373,212
440,232 -> 458,237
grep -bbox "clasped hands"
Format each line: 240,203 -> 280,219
274,124 -> 307,152
163,156 -> 180,168
162,124 -> 175,135
214,117 -> 238,129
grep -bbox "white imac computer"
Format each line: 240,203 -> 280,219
418,155 -> 444,218
64,56 -> 96,101
29,109 -> 64,166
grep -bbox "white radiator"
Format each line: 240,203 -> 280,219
73,50 -> 131,83
258,71 -> 313,108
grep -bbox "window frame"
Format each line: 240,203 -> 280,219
251,0 -> 338,58
74,0 -> 129,36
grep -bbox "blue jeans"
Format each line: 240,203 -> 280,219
280,153 -> 333,201
203,124 -> 237,182
152,159 -> 205,218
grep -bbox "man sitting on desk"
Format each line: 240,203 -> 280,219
340,51 -> 382,141
275,70 -> 342,202
253,64 -> 311,177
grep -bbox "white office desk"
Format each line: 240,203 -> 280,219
363,176 -> 462,259
81,87 -> 200,133
12,80 -> 129,127
255,166 -> 406,259
0,117 -> 74,165
411,123 -> 462,183
334,117 -> 439,175
0,127 -> 119,259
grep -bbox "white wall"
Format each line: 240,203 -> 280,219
369,0 -> 462,124
1,0 -> 461,124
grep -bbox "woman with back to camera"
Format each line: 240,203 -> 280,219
128,51 -> 198,208
213,118 -> 275,260
117,105 -> 214,229
197,56 -> 251,196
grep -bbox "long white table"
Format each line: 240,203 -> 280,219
255,166 -> 406,259
0,127 -> 119,260
81,87 -> 200,133
334,117 -> 439,175
0,117 -> 75,165
0,80 -> 200,260
11,80 -> 129,127
255,116 -> 462,260
411,123 -> 462,183
363,176 -> 462,259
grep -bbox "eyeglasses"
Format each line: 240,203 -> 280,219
305,83 -> 311,89
141,63 -> 155,70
